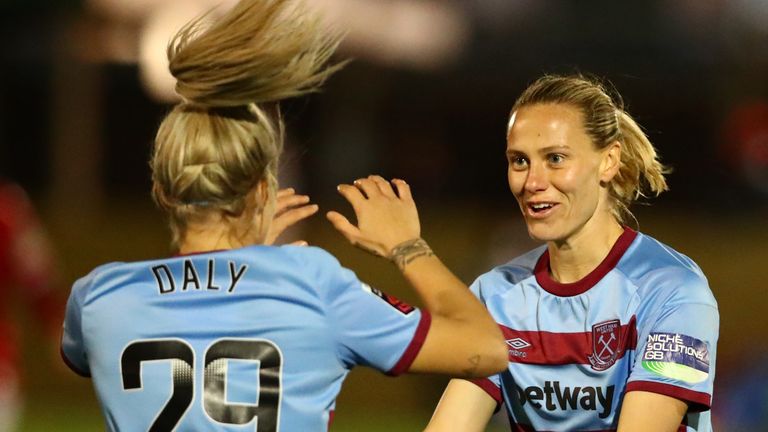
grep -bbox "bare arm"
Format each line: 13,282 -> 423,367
327,175 -> 507,377
617,391 -> 687,432
425,379 -> 497,432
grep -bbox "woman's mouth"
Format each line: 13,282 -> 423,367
526,202 -> 558,218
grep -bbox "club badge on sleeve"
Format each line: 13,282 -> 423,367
361,283 -> 415,315
642,332 -> 710,383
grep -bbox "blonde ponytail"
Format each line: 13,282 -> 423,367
611,110 -> 669,222
168,0 -> 343,107
151,0 -> 344,247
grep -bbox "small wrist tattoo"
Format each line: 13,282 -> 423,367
389,238 -> 434,270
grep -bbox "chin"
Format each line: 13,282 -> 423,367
525,220 -> 564,243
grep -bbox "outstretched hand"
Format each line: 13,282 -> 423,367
327,175 -> 421,258
264,188 -> 318,246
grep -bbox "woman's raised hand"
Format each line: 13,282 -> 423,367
264,188 -> 319,246
327,175 -> 421,259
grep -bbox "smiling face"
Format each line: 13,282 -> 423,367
506,103 -> 620,243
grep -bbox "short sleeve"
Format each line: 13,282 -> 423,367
60,276 -> 91,377
469,374 -> 503,410
307,249 -> 431,375
628,302 -> 719,412
469,275 -> 484,301
468,275 -> 504,410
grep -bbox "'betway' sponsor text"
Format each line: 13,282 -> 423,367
514,381 -> 615,419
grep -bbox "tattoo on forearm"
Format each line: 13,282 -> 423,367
389,238 -> 434,270
461,354 -> 481,376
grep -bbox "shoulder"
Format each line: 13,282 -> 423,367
276,245 -> 343,271
221,244 -> 343,274
70,262 -> 125,303
620,232 -> 716,307
274,245 -> 359,287
289,245 -> 340,262
492,245 -> 545,283
75,261 -> 126,284
471,245 -> 544,300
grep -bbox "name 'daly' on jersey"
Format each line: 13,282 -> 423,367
151,259 -> 248,295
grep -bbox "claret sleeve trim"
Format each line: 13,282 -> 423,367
59,346 -> 91,378
625,380 -> 711,412
386,311 -> 432,376
469,377 -> 503,407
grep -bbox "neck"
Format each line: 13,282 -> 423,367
546,216 -> 625,284
178,219 -> 264,255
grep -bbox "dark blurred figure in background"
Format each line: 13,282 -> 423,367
713,350 -> 768,431
0,181 -> 63,432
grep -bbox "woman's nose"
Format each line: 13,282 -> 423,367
524,164 -> 549,193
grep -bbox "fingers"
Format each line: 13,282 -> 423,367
367,175 -> 397,198
338,176 -> 412,208
327,211 -> 387,257
350,175 -> 401,200
326,211 -> 361,243
265,188 -> 317,245
391,179 -> 412,201
274,188 -> 310,215
264,203 -> 318,245
276,187 -> 295,199
337,183 -> 367,212
352,177 -> 381,199
271,203 -> 319,233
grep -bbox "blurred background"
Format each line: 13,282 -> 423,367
1,0 -> 767,430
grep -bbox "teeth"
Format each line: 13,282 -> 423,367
531,203 -> 552,209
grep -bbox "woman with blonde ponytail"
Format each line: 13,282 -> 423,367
60,1 -> 507,430
427,75 -> 719,432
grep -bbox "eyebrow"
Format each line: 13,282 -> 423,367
506,145 -> 571,156
538,145 -> 571,153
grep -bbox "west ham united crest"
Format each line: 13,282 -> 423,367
588,319 -> 621,371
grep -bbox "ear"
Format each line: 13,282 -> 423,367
250,178 -> 275,207
255,179 -> 270,202
247,179 -> 275,243
600,141 -> 621,183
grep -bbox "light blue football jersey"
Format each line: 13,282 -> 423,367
470,228 -> 718,431
61,245 -> 430,432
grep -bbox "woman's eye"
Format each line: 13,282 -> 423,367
510,156 -> 528,169
548,154 -> 565,164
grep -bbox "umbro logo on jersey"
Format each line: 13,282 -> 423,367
506,337 -> 531,358
506,338 -> 531,350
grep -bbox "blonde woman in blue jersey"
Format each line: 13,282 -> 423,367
426,75 -> 719,432
60,1 -> 507,430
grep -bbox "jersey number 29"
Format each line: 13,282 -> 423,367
121,338 -> 282,431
